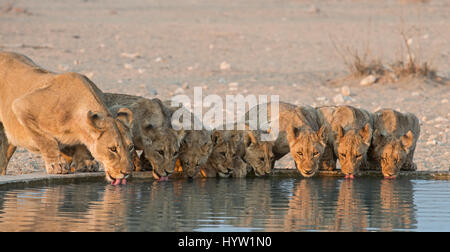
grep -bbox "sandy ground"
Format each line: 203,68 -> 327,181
0,0 -> 449,175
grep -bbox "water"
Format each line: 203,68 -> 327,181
0,177 -> 449,232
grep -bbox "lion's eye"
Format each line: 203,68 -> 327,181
356,154 -> 362,158
157,150 -> 164,156
173,151 -> 179,156
145,124 -> 153,131
109,147 -> 117,153
313,152 -> 319,156
129,145 -> 135,152
297,152 -> 303,156
340,153 -> 346,158
220,152 -> 226,157
260,157 -> 265,162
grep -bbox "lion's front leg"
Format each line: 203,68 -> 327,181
12,96 -> 70,174
0,123 -> 16,175
69,145 -> 99,172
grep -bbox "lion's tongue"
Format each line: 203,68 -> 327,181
111,178 -> 127,186
158,176 -> 169,182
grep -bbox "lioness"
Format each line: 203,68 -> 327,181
368,109 -> 420,178
316,105 -> 373,178
246,102 -> 327,178
0,52 -> 134,184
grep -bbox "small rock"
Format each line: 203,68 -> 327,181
316,96 -> 327,102
426,140 -> 438,146
434,116 -> 448,123
121,52 -> 141,59
155,57 -> 162,63
228,82 -> 239,88
182,82 -> 189,89
137,68 -> 146,74
58,64 -> 69,71
333,94 -> 344,104
441,99 -> 448,104
83,72 -> 95,79
411,92 -> 420,97
218,78 -> 226,84
307,5 -> 320,13
148,88 -> 158,96
124,63 -> 133,69
360,75 -> 377,86
174,87 -> 185,95
292,83 -> 297,87
220,61 -> 231,71
341,86 -> 351,96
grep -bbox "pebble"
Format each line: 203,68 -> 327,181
228,82 -> 239,88
441,99 -> 448,104
121,52 -> 140,59
220,61 -> 231,70
174,87 -> 185,95
341,86 -> 351,96
411,92 -> 420,97
360,75 -> 377,86
155,57 -> 162,63
58,64 -> 69,71
137,68 -> 146,74
316,96 -> 327,102
333,94 -> 344,104
124,63 -> 133,69
426,140 -> 438,146
182,82 -> 189,89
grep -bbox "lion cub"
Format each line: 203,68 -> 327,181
201,130 -> 236,178
316,105 -> 373,178
163,101 -> 213,178
223,124 -> 274,177
368,109 -> 420,178
105,95 -> 184,181
246,102 -> 327,178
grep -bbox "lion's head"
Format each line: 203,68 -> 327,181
126,98 -> 184,180
335,123 -> 372,177
207,130 -> 235,177
243,130 -> 274,177
179,130 -> 213,178
372,130 -> 414,178
286,125 -> 328,177
85,109 -> 135,183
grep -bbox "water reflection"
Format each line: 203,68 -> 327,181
0,177 -> 446,231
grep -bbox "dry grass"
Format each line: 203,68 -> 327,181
330,30 -> 442,85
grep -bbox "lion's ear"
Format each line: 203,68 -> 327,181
286,125 -> 298,144
176,128 -> 185,146
211,130 -> 224,145
359,123 -> 372,146
336,126 -> 344,141
317,125 -> 328,147
116,107 -> 133,128
87,111 -> 107,131
244,131 -> 257,147
401,130 -> 414,152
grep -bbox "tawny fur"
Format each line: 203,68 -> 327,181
0,52 -> 134,181
246,102 -> 327,177
368,109 -> 420,178
316,105 -> 373,177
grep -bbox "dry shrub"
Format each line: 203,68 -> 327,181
331,31 -> 441,84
